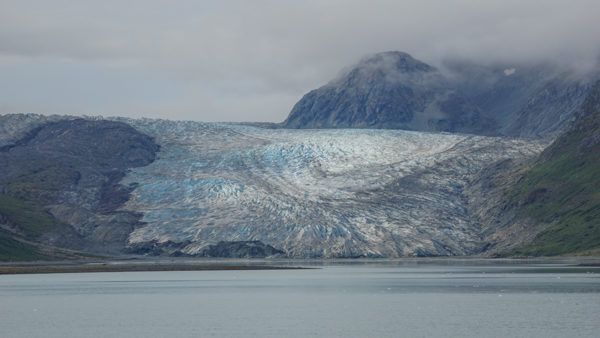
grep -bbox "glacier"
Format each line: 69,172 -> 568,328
119,119 -> 545,257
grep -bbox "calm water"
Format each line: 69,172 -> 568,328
1,260 -> 599,337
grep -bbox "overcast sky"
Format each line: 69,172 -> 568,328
1,0 -> 599,122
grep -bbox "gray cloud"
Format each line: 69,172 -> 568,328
1,0 -> 599,122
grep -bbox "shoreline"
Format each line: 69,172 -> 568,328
2,256 -> 600,275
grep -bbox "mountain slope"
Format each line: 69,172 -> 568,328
445,60 -> 593,138
0,118 -> 159,260
468,81 -> 600,256
505,81 -> 600,255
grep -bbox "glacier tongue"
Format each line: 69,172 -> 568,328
121,120 -> 544,257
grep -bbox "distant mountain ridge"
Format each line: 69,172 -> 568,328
284,51 -> 596,138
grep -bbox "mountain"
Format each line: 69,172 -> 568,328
468,81 -> 600,256
1,60 -> 599,260
284,51 -> 595,138
284,51 -> 496,134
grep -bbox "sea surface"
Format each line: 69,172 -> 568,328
1,259 -> 599,337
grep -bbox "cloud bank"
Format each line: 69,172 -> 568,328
1,0 -> 599,121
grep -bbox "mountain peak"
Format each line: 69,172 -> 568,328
356,51 -> 435,73
329,51 -> 439,90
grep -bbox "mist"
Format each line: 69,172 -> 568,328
1,0 -> 599,122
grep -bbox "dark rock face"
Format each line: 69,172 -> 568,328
125,239 -> 285,258
197,241 -> 285,258
284,51 -> 596,138
0,119 -> 159,253
126,240 -> 192,256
